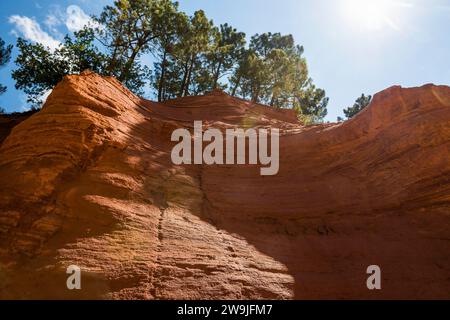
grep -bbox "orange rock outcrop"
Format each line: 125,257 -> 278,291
0,71 -> 449,299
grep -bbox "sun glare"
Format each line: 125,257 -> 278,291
342,0 -> 399,31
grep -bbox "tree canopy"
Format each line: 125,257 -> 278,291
0,37 -> 13,113
10,0 -> 329,122
12,28 -> 107,107
343,93 -> 372,119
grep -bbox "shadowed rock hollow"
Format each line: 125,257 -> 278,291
0,71 -> 449,299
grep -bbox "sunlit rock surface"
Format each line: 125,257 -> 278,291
0,71 -> 449,299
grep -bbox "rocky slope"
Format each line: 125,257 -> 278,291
0,71 -> 449,299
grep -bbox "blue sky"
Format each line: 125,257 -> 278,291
0,0 -> 449,121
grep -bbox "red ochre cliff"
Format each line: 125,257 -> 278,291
0,71 -> 449,299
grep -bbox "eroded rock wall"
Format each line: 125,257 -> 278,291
0,72 -> 449,299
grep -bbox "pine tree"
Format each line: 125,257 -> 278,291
9,0 -> 330,122
343,94 -> 372,119
151,1 -> 187,101
0,37 -> 13,98
12,29 -> 106,106
206,23 -> 246,91
229,32 -> 328,122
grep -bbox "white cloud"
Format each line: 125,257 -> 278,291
45,14 -> 60,28
44,13 -> 64,38
65,5 -> 98,32
9,15 -> 60,51
9,5 -> 101,54
43,5 -> 65,36
9,5 -> 99,53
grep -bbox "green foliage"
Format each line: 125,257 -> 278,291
95,0 -> 157,91
0,37 -> 13,98
204,23 -> 246,91
173,10 -> 214,97
343,93 -> 372,119
295,84 -> 329,121
10,0 -> 329,121
150,1 -> 188,101
12,29 -> 107,107
229,33 -> 328,122
151,9 -> 246,100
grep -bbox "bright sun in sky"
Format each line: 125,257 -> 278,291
342,0 -> 402,31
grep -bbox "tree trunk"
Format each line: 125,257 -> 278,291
119,32 -> 155,81
270,93 -> 276,107
231,74 -> 241,96
252,86 -> 260,103
107,25 -> 124,76
179,60 -> 190,97
212,60 -> 222,89
157,50 -> 168,102
119,47 -> 140,81
108,47 -> 118,75
183,56 -> 195,97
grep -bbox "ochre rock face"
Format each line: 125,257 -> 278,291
0,72 -> 449,299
